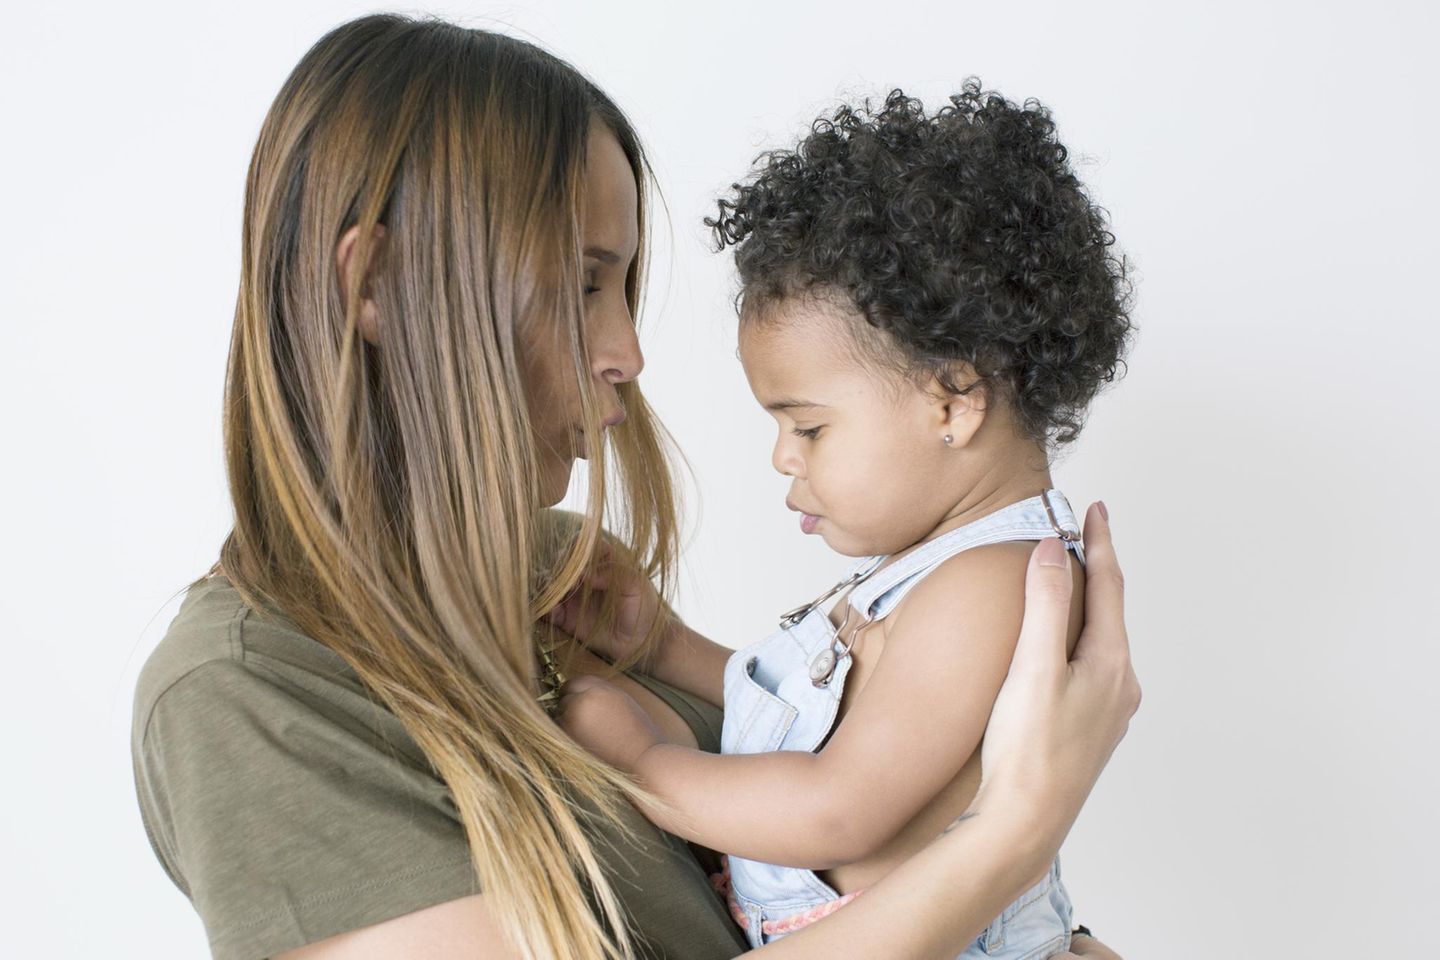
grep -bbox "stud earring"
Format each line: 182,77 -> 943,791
943,434 -> 953,445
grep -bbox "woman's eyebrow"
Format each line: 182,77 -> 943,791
583,246 -> 624,264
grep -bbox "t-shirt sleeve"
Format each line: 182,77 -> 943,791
134,659 -> 477,960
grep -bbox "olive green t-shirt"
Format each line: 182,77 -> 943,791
131,575 -> 748,960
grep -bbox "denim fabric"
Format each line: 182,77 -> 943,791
720,491 -> 1084,956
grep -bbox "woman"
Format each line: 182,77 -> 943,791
131,14 -> 1139,959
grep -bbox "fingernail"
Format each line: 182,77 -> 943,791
1037,537 -> 1067,567
1097,500 -> 1109,521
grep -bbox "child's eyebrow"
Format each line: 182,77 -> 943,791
765,398 -> 826,412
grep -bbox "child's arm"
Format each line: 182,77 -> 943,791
564,542 -> 1081,869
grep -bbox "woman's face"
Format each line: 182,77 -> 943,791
524,121 -> 644,505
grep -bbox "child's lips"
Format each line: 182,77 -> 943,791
787,500 -> 822,534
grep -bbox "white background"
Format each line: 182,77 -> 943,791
3,1 -> 1437,956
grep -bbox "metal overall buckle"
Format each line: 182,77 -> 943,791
1042,489 -> 1082,542
778,556 -> 885,629
778,556 -> 885,687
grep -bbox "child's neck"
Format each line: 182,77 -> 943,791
914,440 -> 1054,548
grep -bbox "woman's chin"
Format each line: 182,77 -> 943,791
537,456 -> 575,507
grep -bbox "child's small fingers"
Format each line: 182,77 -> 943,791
564,674 -> 606,697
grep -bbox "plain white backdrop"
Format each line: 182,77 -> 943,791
3,1 -> 1437,956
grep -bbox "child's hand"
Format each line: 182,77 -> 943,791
544,541 -> 673,664
557,675 -> 664,771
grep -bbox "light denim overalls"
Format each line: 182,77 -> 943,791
719,491 -> 1084,957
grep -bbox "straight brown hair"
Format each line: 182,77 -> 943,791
213,14 -> 682,958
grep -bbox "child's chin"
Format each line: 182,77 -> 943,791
818,529 -> 882,558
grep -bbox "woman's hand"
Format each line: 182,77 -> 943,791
977,500 -> 1141,844
1059,933 -> 1124,958
544,541 -> 674,664
557,674 -> 664,771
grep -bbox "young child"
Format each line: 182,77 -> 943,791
552,82 -> 1131,957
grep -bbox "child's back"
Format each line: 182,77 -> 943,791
818,537 -> 1084,896
715,483 -> 1085,954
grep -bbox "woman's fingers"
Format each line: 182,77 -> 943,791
1008,537 -> 1075,681
1066,933 -> 1124,958
1075,502 -> 1127,667
1075,501 -> 1142,718
979,499 -> 1140,819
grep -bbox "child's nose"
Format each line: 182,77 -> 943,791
771,438 -> 804,479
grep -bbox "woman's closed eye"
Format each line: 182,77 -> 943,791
792,425 -> 823,440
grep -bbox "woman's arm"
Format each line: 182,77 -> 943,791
275,895 -> 505,959
280,503 -> 1136,960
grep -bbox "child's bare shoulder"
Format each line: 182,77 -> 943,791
887,542 -> 1031,633
884,540 -> 1083,652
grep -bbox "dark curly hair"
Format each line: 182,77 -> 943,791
708,82 -> 1133,446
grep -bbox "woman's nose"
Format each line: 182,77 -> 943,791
594,309 -> 644,385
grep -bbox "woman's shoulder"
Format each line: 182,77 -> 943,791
131,574 -> 477,959
135,575 -> 358,722
133,572 -> 435,778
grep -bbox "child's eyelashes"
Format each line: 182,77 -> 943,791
792,425 -> 824,440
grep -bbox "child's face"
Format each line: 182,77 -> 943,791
738,296 -> 972,557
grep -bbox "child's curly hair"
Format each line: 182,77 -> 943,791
708,82 -> 1133,446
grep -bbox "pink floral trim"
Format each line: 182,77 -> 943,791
710,855 -> 867,938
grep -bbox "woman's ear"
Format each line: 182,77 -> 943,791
335,223 -> 388,345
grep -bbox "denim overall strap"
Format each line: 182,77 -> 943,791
845,489 -> 1084,624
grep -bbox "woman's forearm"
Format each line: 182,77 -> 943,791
747,788 -> 1058,958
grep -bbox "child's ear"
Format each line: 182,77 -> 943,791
335,223 -> 388,345
933,365 -> 988,449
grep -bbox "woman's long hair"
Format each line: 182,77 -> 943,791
212,14 -> 681,959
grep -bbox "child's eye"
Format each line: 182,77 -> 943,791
792,425 -> 823,440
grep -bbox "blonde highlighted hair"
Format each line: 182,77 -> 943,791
212,14 -> 681,958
